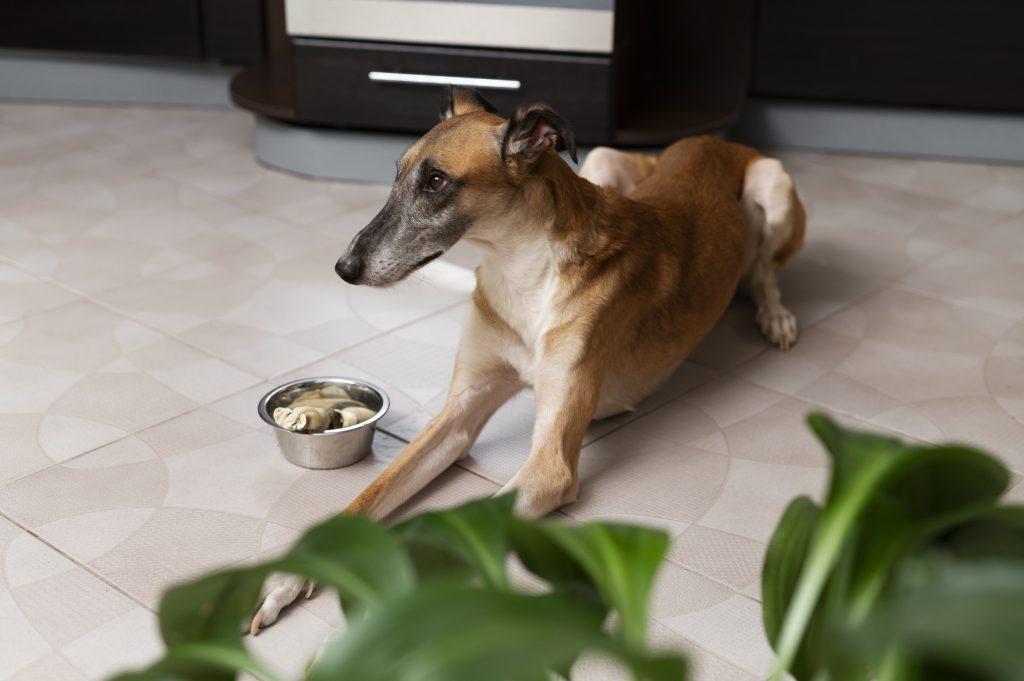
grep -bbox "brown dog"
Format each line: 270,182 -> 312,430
251,86 -> 805,633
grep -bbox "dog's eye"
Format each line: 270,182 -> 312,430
425,171 -> 448,192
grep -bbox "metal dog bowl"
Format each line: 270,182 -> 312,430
258,377 -> 389,469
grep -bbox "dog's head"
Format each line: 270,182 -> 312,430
335,86 -> 577,286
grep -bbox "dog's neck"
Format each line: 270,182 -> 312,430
465,154 -> 626,347
467,153 -> 617,267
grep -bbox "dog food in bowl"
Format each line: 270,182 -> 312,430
271,385 -> 378,433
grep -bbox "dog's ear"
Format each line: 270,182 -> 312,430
440,85 -> 497,120
501,104 -> 578,165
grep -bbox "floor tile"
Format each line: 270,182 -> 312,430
901,245 -> 1024,320
0,402 -> 496,608
0,299 -> 259,485
659,593 -> 775,679
0,261 -> 78,325
735,286 -> 1024,472
94,227 -> 468,374
0,516 -> 157,681
59,608 -> 163,681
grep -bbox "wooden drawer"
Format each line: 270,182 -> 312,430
293,39 -> 611,143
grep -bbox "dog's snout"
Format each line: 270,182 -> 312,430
335,255 -> 363,284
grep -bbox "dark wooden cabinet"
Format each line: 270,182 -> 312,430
201,0 -> 265,63
232,1 -> 758,147
0,0 -> 265,63
0,0 -> 204,59
754,0 -> 1024,112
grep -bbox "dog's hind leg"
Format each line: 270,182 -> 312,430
742,157 -> 806,351
579,147 -> 658,196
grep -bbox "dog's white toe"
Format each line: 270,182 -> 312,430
757,306 -> 799,351
250,574 -> 313,636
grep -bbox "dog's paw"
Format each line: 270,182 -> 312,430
250,573 -> 315,636
757,306 -> 799,351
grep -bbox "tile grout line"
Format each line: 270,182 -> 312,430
0,507 -> 158,614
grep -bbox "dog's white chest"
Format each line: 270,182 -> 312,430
478,245 -> 557,384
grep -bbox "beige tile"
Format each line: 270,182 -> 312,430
90,508 -> 265,607
0,517 -> 145,681
0,398 -> 494,610
158,150 -> 269,198
0,413 -> 60,486
650,561 -> 736,620
0,590 -> 54,679
229,169 -> 387,226
0,301 -> 250,482
570,427 -> 730,526
697,458 -> 827,544
0,262 -> 77,324
124,336 -> 260,403
734,324 -> 862,395
668,525 -> 766,592
681,376 -> 789,430
92,108 -> 252,172
688,302 -> 769,371
59,607 -> 163,681
778,288 -> 1024,468
901,247 -> 1024,320
776,259 -> 880,328
659,594 -> 776,678
8,652 -> 88,681
245,606 -> 333,680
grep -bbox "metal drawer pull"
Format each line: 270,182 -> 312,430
368,71 -> 521,90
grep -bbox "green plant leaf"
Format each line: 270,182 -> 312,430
393,493 -> 515,588
937,505 -> 1024,560
763,496 -> 821,644
842,443 -> 1009,620
855,559 -> 1024,681
279,514 -> 415,610
306,584 -> 683,681
520,521 -> 669,651
762,496 -> 823,680
769,414 -> 1012,681
159,569 -> 264,649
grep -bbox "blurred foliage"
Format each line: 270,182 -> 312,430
108,493 -> 685,681
764,413 -> 1024,681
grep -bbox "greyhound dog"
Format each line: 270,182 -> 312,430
250,86 -> 805,633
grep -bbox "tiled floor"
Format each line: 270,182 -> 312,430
1,102 -> 1023,681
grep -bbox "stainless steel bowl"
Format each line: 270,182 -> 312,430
258,377 -> 390,469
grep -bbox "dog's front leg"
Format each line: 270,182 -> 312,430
251,308 -> 522,634
344,365 -> 521,520
499,355 -> 601,518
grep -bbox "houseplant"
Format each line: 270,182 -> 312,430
109,493 -> 685,681
764,414 -> 1024,681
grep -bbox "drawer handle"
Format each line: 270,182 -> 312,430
368,71 -> 521,90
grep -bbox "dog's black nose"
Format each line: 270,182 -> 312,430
335,256 -> 363,284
